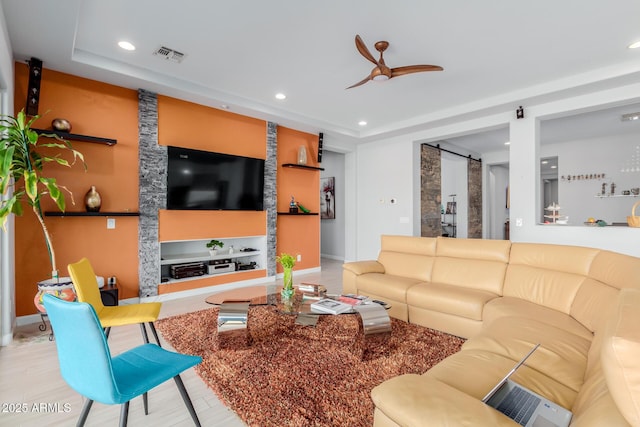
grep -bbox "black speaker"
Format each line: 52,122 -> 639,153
100,286 -> 119,306
26,57 -> 43,116
317,132 -> 324,163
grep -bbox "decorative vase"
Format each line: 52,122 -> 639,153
297,146 -> 308,165
34,277 -> 76,313
281,267 -> 295,299
84,185 -> 102,212
209,249 -> 218,257
51,118 -> 72,132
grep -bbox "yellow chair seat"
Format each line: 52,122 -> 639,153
97,302 -> 162,327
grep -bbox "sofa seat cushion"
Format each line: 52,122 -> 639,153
371,374 -> 517,427
465,316 -> 591,393
426,348 -> 578,410
407,282 -> 498,321
601,288 -> 640,426
484,297 -> 593,340
356,273 -> 422,303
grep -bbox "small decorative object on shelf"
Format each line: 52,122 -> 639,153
544,202 -> 567,224
627,201 -> 640,228
206,239 -> 224,256
84,185 -> 102,212
297,202 -> 311,214
276,253 -> 296,300
289,196 -> 298,213
51,118 -> 71,132
297,145 -> 308,165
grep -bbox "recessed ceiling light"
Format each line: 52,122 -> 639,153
628,41 -> 640,49
541,160 -> 548,164
550,165 -> 557,169
275,93 -> 286,100
118,41 -> 136,51
358,120 -> 367,126
504,141 -> 511,146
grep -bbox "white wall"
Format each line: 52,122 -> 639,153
0,3 -> 15,346
353,84 -> 640,261
356,136 -> 415,260
320,150 -> 345,260
542,134 -> 640,225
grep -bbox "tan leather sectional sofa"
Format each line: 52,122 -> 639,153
342,235 -> 640,426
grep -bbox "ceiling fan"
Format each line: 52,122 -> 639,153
347,34 -> 443,89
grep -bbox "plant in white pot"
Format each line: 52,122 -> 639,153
0,111 -> 85,311
206,239 -> 224,256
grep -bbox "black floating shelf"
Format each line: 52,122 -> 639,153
277,212 -> 319,216
282,163 -> 325,171
34,129 -> 117,146
44,211 -> 140,217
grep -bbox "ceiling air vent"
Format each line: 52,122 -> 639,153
153,46 -> 185,63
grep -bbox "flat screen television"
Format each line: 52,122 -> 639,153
167,146 -> 265,211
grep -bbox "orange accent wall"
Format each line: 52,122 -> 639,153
158,210 -> 266,241
157,95 -> 266,159
276,126 -> 320,273
13,63 -> 140,316
12,65 -> 321,315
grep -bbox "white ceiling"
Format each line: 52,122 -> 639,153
3,0 -> 640,150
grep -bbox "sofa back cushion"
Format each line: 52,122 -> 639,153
377,235 -> 437,281
503,243 -> 599,315
431,237 -> 511,294
601,288 -> 640,426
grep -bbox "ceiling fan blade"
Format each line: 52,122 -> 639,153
354,35 -> 378,66
390,65 -> 443,78
346,75 -> 372,89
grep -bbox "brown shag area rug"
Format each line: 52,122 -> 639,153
156,306 -> 464,427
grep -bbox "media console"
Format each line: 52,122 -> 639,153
160,236 -> 266,285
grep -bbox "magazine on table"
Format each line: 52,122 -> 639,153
338,294 -> 369,305
310,298 -> 353,314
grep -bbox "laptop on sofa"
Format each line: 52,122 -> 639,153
482,344 -> 572,427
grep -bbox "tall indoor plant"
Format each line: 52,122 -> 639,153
0,110 -> 85,281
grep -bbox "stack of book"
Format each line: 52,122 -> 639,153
310,298 -> 353,314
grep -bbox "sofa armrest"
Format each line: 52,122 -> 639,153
343,260 -> 385,276
342,261 -> 385,295
371,374 -> 518,426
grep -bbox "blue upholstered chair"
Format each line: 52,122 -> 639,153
42,293 -> 202,427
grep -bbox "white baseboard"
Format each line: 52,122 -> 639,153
320,254 -> 345,261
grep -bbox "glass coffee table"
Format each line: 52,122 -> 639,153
205,284 -> 392,354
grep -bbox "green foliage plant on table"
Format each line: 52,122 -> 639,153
276,253 -> 296,298
0,110 -> 86,281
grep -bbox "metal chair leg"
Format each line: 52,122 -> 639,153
143,391 -> 148,415
119,401 -> 129,427
148,322 -> 162,347
76,399 -> 93,427
174,375 -> 201,427
104,327 -> 111,339
140,323 -> 150,343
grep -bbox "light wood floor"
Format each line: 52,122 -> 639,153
0,258 -> 344,427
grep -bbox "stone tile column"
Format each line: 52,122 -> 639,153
421,144 -> 442,237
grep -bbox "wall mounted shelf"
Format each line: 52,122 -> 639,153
44,212 -> 139,217
34,129 -> 117,146
277,212 -> 319,215
281,163 -> 324,171
594,194 -> 639,198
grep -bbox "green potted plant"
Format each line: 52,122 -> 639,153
0,111 -> 85,309
206,239 -> 224,256
276,253 -> 296,299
